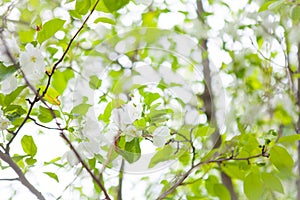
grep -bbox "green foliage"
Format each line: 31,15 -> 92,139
103,0 -> 130,12
43,172 -> 59,182
270,145 -> 294,174
37,18 -> 66,44
75,0 -> 91,15
38,106 -> 60,123
117,137 -> 141,163
244,172 -> 264,200
149,145 -> 175,168
21,135 -> 37,157
0,63 -> 17,82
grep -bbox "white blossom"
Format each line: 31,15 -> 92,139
1,74 -> 18,94
0,38 -> 20,65
20,43 -> 45,85
0,108 -> 10,131
123,125 -> 142,142
153,126 -> 170,147
110,101 -> 143,128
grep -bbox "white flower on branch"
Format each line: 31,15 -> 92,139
152,126 -> 170,147
123,125 -> 142,142
20,43 -> 45,85
0,108 -> 10,131
1,74 -> 18,94
0,38 -> 20,65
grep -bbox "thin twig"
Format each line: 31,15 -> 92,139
156,150 -> 269,200
117,159 -> 125,200
28,116 -> 63,130
0,178 -> 19,181
0,150 -> 46,200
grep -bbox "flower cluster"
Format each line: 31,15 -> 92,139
1,40 -> 45,94
0,107 -> 10,131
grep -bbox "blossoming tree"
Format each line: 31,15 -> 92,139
0,0 -> 300,199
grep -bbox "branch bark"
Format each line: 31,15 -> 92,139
296,42 -> 300,200
0,151 -> 46,200
156,150 -> 269,199
196,1 -> 237,199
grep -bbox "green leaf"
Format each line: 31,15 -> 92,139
149,145 -> 175,168
43,172 -> 59,182
52,69 -> 74,94
291,6 -> 300,21
19,29 -> 35,43
21,135 -> 37,157
270,145 -> 294,172
103,0 -> 130,12
38,106 -> 60,123
71,103 -> 91,116
0,62 -> 17,82
94,17 -> 116,25
205,175 -> 219,196
144,92 -> 160,106
4,105 -> 26,122
75,0 -> 91,15
91,0 -> 110,12
258,0 -> 276,12
261,172 -> 284,194
89,75 -> 102,89
193,125 -> 215,138
244,172 -> 263,200
214,184 -> 230,200
37,18 -> 65,44
4,86 -> 26,106
278,134 -> 300,143
118,138 -> 141,163
98,99 -> 124,123
25,157 -> 37,165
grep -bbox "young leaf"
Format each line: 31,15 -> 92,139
38,106 -> 60,123
244,172 -> 263,200
0,62 -> 17,82
39,86 -> 61,106
214,184 -> 230,200
52,69 -> 74,94
148,145 -> 175,168
37,18 -> 65,44
75,0 -> 91,15
71,103 -> 91,116
291,6 -> 300,21
117,138 -> 141,163
103,0 -> 130,12
270,145 -> 294,172
89,75 -> 102,89
21,135 -> 37,157
94,17 -> 116,25
43,172 -> 59,182
261,172 -> 284,194
4,86 -> 26,106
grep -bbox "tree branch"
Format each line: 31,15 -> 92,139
156,149 -> 269,200
0,150 -> 46,200
117,159 -> 125,200
195,1 -> 236,199
296,42 -> 300,200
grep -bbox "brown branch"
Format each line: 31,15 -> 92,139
117,159 -> 125,200
0,178 -> 19,181
0,150 -> 46,200
41,0 -> 101,98
156,150 -> 269,200
296,42 -> 300,200
195,1 -> 236,199
28,116 -> 63,130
